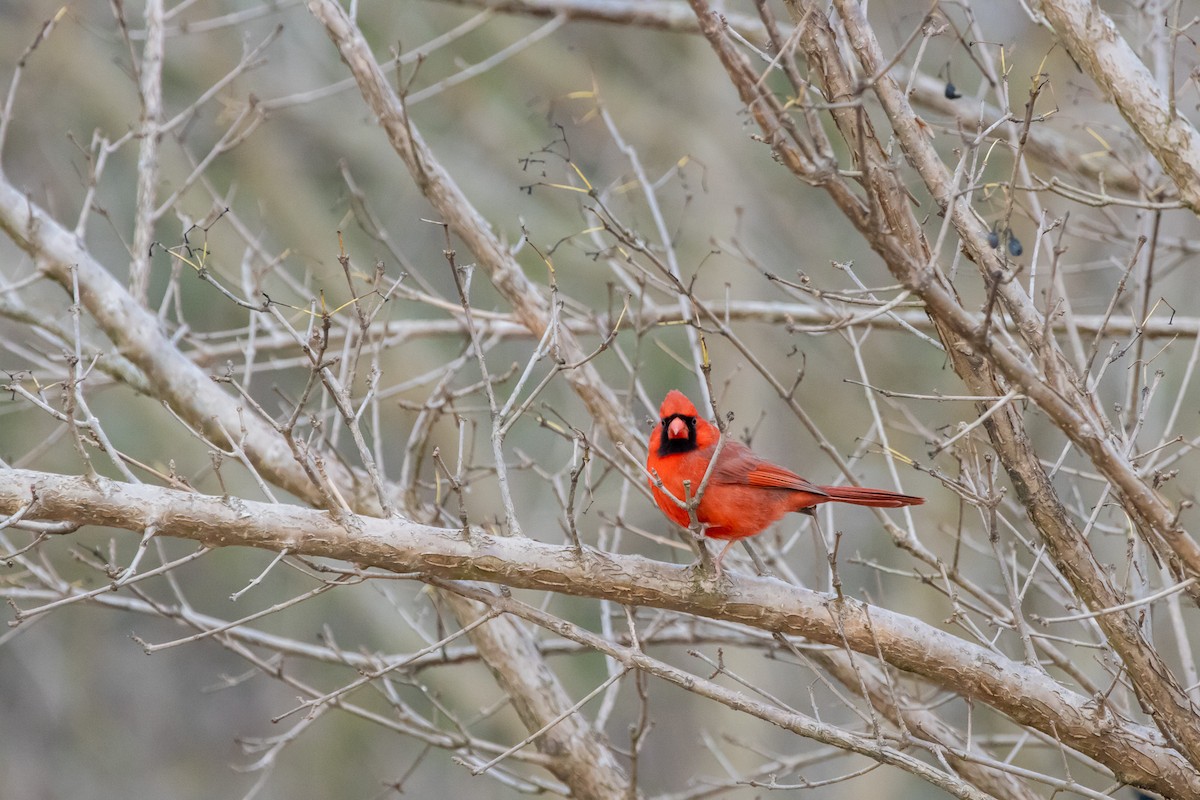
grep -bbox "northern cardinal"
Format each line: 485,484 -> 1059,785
646,390 -> 924,574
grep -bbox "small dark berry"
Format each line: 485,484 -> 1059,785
1007,231 -> 1023,257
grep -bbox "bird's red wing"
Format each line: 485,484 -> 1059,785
743,463 -> 829,496
712,442 -> 830,497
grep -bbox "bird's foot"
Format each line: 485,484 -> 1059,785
687,553 -> 725,584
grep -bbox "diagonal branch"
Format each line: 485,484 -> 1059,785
817,1 -> 1200,768
1035,0 -> 1200,210
297,6 -> 641,793
682,0 -> 1200,773
306,0 -> 635,447
0,173 -> 351,512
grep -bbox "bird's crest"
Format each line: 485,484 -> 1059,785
659,389 -> 699,420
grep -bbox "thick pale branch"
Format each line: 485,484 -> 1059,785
443,0 -> 762,34
1,467 -> 1195,797
129,0 -> 165,305
1036,0 -> 1200,209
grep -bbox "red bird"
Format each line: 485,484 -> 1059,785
646,390 -> 924,574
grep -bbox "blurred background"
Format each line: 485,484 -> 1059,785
1,0 -> 1196,798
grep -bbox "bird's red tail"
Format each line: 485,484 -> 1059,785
818,486 -> 924,508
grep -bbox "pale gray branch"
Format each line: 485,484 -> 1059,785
0,466 -> 1193,798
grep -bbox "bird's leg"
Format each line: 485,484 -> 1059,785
711,538 -> 739,582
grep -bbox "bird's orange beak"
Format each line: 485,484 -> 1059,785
667,417 -> 688,440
